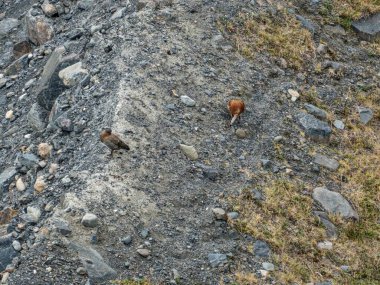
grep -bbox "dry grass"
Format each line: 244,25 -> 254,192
320,0 -> 380,28
218,11 -> 315,69
228,87 -> 380,284
112,280 -> 152,285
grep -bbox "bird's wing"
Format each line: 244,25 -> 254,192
109,134 -> 129,150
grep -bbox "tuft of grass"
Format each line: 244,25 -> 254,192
218,10 -> 315,70
320,0 -> 380,27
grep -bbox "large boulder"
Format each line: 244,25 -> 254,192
25,9 -> 54,45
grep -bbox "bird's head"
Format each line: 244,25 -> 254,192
102,127 -> 112,134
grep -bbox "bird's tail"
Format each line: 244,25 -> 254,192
230,114 -> 239,126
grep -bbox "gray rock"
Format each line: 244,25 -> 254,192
0,246 -> 18,271
4,54 -> 29,76
199,165 -> 219,181
254,240 -> 270,257
122,236 -> 132,245
179,144 -> 198,160
25,9 -> 54,45
53,218 -> 72,236
0,167 -> 17,197
70,243 -> 117,283
58,62 -> 89,87
304,103 -> 327,120
56,117 -> 73,132
140,229 -> 149,238
180,95 -> 196,107
260,159 -> 272,169
357,107 -> 373,124
110,8 -> 126,21
27,103 -> 48,131
314,154 -> 339,171
208,253 -> 227,267
12,240 -> 21,251
296,113 -> 331,141
16,153 -> 39,169
325,25 -> 346,36
262,262 -> 274,271
317,240 -> 333,250
36,46 -> 79,110
333,120 -> 345,130
212,208 -> 227,221
314,211 -> 338,239
227,212 -> 239,220
252,189 -> 265,201
312,187 -> 358,219
78,0 -> 94,10
81,213 -> 98,228
137,248 -> 151,257
0,18 -> 19,38
352,13 -> 380,41
0,77 -> 8,89
316,281 -> 332,285
296,15 -> 317,35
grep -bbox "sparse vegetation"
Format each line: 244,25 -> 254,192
112,280 -> 152,285
218,10 -> 315,69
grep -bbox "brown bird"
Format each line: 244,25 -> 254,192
227,99 -> 245,126
100,128 -> 130,156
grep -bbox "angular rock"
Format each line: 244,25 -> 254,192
27,103 -> 49,131
52,218 -> 71,236
296,113 -> 331,141
0,208 -> 17,225
296,15 -> 317,35
70,243 -> 117,284
179,144 -> 198,160
25,9 -> 54,45
212,208 -> 227,221
312,187 -> 358,219
110,8 -> 126,21
81,213 -> 98,228
314,211 -> 338,239
35,46 -> 78,110
42,1 -> 58,17
0,167 -> 17,196
304,103 -> 327,120
314,154 -> 339,171
21,206 -> 41,223
254,240 -> 270,258
333,120 -> 344,130
180,95 -> 196,107
58,62 -> 89,87
0,18 -> 19,38
0,246 -> 18,271
352,13 -> 380,41
208,253 -> 227,267
78,0 -> 94,10
16,153 -> 39,169
4,54 -> 29,76
288,89 -> 300,102
13,41 -> 32,59
357,107 -> 373,124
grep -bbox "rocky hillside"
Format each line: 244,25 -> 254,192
0,0 -> 379,284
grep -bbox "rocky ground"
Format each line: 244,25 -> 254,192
0,0 -> 379,284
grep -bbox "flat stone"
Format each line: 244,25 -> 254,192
296,15 -> 317,35
254,240 -> 271,258
81,213 -> 98,228
208,253 -> 227,267
317,240 -> 333,250
296,113 -> 331,141
58,62 -> 89,87
0,167 -> 17,197
137,248 -> 151,257
179,144 -> 198,160
333,120 -> 344,130
36,46 -> 79,110
357,107 -> 373,124
16,153 -> 39,169
352,13 -> 380,41
304,103 -> 327,120
110,8 -> 126,20
53,218 -> 72,236
314,211 -> 338,239
312,187 -> 358,219
70,243 -> 117,283
180,95 -> 196,107
0,18 -> 19,38
212,208 -> 227,221
4,54 -> 29,76
227,212 -> 239,220
25,9 -> 54,45
314,154 -> 339,171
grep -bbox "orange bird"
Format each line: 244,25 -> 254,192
100,128 -> 130,156
227,99 -> 245,126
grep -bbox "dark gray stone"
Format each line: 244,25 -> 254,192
121,236 -> 132,245
314,154 -> 339,171
358,107 -> 373,124
53,219 -> 72,236
0,246 -> 18,271
4,54 -> 29,76
16,153 -> 39,169
296,113 -> 331,141
352,13 -> 380,41
312,187 -> 358,220
208,253 -> 227,267
296,15 -> 317,35
260,159 -> 272,169
35,46 -> 78,110
0,167 -> 17,198
304,103 -> 327,120
314,211 -> 338,239
254,240 -> 270,258
81,213 -> 98,228
200,166 -> 219,181
27,103 -> 49,131
69,243 -> 117,284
